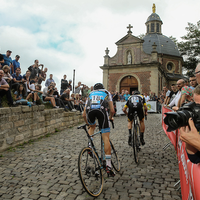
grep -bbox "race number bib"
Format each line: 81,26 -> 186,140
131,97 -> 139,103
91,95 -> 101,104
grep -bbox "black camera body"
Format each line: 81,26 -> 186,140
164,102 -> 200,132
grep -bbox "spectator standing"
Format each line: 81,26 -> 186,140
165,84 -> 178,105
28,60 -> 43,80
68,80 -> 72,91
144,93 -> 150,102
163,86 -> 171,104
0,70 -> 13,107
119,90 -> 125,101
81,84 -> 88,98
168,79 -> 184,108
1,50 -> 13,71
11,55 -> 20,75
38,67 -> 47,84
87,86 -> 93,95
75,82 -> 82,94
45,74 -> 54,87
124,90 -> 130,101
60,75 -> 69,95
189,75 -> 198,90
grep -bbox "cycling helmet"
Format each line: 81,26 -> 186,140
133,90 -> 140,95
94,83 -> 105,90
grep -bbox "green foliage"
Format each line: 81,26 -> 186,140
169,36 -> 178,46
137,33 -> 145,39
178,20 -> 200,76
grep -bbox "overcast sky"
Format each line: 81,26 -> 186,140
0,0 -> 199,90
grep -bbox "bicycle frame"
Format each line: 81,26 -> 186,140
80,125 -> 106,169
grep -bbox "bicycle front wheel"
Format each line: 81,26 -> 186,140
110,140 -> 120,172
132,124 -> 140,164
78,147 -> 103,197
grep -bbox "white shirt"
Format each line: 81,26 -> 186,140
168,91 -> 181,107
144,95 -> 150,102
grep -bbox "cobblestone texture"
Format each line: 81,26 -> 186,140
0,113 -> 181,199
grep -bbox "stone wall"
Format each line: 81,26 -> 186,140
0,106 -> 84,152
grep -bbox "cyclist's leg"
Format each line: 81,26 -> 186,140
98,110 -> 115,176
138,108 -> 145,145
128,120 -> 133,145
139,119 -> 145,145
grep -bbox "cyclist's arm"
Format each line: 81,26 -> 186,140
122,105 -> 128,116
82,107 -> 88,124
143,103 -> 148,115
108,101 -> 115,120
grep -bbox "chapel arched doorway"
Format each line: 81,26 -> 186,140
120,75 -> 138,94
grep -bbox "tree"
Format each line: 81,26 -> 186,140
178,20 -> 200,76
137,34 -> 145,39
169,36 -> 178,46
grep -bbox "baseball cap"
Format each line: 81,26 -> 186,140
16,55 -> 20,58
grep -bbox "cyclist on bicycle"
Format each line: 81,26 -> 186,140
82,83 -> 115,176
123,90 -> 147,146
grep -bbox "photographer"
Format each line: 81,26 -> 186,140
180,85 -> 200,164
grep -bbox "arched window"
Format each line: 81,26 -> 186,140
147,25 -> 149,33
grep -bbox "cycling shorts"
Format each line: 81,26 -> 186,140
128,104 -> 144,122
86,109 -> 110,133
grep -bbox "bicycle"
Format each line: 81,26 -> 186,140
131,112 -> 147,164
77,122 -> 120,197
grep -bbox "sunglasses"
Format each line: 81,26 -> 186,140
194,71 -> 200,75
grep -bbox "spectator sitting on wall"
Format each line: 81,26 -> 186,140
12,67 -> 26,91
74,93 -> 83,113
45,74 -> 54,87
180,85 -> 200,164
124,90 -> 130,101
75,81 -> 82,94
60,74 -> 69,95
26,80 -> 36,101
27,84 -> 43,105
28,60 -> 43,80
38,67 -> 47,84
42,84 -> 59,108
60,89 -> 76,111
11,55 -> 20,75
14,83 -> 26,101
3,65 -> 13,84
23,71 -> 30,94
0,70 -> 13,107
1,50 -> 13,71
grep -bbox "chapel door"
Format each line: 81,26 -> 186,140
120,76 -> 138,94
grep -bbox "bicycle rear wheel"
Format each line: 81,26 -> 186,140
110,140 -> 120,172
78,147 -> 103,197
132,124 -> 140,164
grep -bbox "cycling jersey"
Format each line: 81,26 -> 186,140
85,89 -> 112,133
124,94 -> 146,121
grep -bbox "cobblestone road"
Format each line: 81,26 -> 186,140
0,113 -> 181,200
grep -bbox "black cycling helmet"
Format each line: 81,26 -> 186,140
133,90 -> 140,95
94,83 -> 105,90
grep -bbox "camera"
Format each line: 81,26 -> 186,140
164,102 -> 200,132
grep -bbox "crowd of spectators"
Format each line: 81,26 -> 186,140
0,50 -> 92,112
